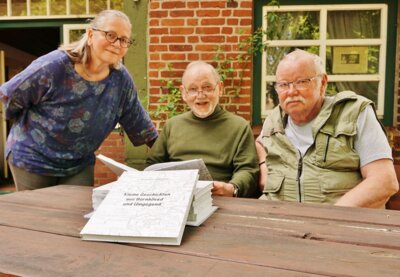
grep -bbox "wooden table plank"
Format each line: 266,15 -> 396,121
214,197 -> 400,228
0,226 -> 313,277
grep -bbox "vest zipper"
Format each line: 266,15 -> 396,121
296,154 -> 303,202
323,136 -> 330,162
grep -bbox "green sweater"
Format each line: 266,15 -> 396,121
146,106 -> 259,197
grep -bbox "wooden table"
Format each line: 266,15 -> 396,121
0,185 -> 399,277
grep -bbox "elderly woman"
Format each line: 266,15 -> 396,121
0,10 -> 157,191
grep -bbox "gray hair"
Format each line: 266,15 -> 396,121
59,10 -> 131,69
182,61 -> 221,85
278,49 -> 326,75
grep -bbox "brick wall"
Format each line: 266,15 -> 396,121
148,0 -> 254,129
94,131 -> 125,186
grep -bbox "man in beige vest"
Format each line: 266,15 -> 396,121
257,49 -> 398,208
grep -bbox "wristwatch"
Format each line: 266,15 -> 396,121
232,184 -> 239,197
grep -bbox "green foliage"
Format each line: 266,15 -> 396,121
152,64 -> 188,120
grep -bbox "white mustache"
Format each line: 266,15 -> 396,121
284,96 -> 306,105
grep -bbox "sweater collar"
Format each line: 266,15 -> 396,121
190,105 -> 223,120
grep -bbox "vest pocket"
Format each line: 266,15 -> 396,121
264,174 -> 285,193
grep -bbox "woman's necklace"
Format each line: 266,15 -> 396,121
78,64 -> 109,81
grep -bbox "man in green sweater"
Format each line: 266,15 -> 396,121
146,61 -> 259,198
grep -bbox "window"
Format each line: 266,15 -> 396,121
259,4 -> 388,120
0,0 -> 123,17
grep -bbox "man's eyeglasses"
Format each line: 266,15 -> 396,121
184,84 -> 218,97
92,28 -> 133,48
274,75 -> 321,93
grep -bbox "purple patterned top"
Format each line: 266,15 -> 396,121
0,50 -> 157,176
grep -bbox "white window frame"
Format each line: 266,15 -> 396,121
1,0 -> 113,19
63,24 -> 89,44
262,4 -> 388,118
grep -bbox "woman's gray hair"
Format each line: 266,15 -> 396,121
59,10 -> 131,69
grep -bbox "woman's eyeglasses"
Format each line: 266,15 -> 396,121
92,28 -> 133,48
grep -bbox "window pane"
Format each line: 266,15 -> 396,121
327,10 -> 380,39
266,11 -> 319,40
12,0 -> 26,16
0,0 -> 7,16
110,0 -> 123,11
71,0 -> 86,15
266,46 -> 319,75
69,29 -> 86,42
326,82 -> 378,105
51,0 -> 66,15
326,46 -> 379,75
264,83 -> 279,112
31,0 -> 46,16
90,0 -> 107,14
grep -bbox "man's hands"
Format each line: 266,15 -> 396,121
212,181 -> 237,197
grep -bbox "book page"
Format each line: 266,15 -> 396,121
145,159 -> 213,181
96,154 -> 138,176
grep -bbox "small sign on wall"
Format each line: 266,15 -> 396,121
332,46 -> 369,74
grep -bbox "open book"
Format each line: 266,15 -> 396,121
97,154 -> 213,181
81,170 -> 198,246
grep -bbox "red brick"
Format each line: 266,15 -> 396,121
233,10 -> 252,17
196,10 -> 220,17
227,18 -> 239,25
200,53 -> 216,60
240,19 -> 252,26
201,18 -> 225,25
188,53 -> 200,60
149,19 -> 159,26
149,71 -> 158,78
149,53 -> 160,60
196,27 -> 220,35
240,1 -> 253,8
161,70 -> 183,78
149,2 -> 159,9
169,45 -> 193,51
201,36 -> 225,43
188,36 -> 199,43
187,1 -> 199,8
161,36 -> 185,43
161,19 -> 185,26
170,10 -> 194,17
195,44 -> 219,51
169,62 -> 189,69
149,10 -> 168,17
227,36 -> 238,43
161,1 -> 186,9
149,62 -> 167,69
149,45 -> 168,52
187,19 -> 198,26
161,53 -> 186,60
222,27 -> 233,34
200,1 -> 225,8
170,27 -> 195,35
222,10 -> 232,17
150,37 -> 159,44
149,28 -> 169,35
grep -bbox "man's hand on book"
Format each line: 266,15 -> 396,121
212,181 -> 237,197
